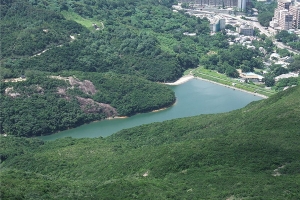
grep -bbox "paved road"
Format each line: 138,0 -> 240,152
220,14 -> 271,36
184,8 -> 300,54
220,14 -> 299,54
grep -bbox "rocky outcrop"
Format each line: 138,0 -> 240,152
5,87 -> 20,98
76,96 -> 118,118
68,77 -> 97,95
53,76 -> 117,117
52,76 -> 97,95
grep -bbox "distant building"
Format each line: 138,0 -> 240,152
237,69 -> 264,82
279,10 -> 293,30
270,0 -> 300,30
177,0 -> 249,9
210,16 -> 225,32
183,32 -> 197,36
238,0 -> 247,11
246,45 -> 256,49
237,24 -> 254,36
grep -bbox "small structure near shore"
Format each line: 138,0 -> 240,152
237,69 -> 264,82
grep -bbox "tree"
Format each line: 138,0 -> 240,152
0,67 -> 13,79
225,66 -> 239,78
264,75 -> 275,87
274,67 -> 289,76
225,24 -> 235,31
288,56 -> 300,72
257,12 -> 273,27
260,34 -> 267,41
181,3 -> 189,8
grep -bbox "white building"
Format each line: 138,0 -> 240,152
238,0 -> 247,11
236,24 -> 254,36
237,69 -> 264,82
270,0 -> 300,30
210,16 -> 226,32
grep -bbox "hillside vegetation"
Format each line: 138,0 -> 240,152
0,71 -> 175,137
1,86 -> 299,199
1,0 -> 291,136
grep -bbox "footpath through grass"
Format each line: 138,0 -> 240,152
185,67 -> 276,97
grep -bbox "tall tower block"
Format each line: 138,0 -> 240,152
238,0 -> 246,11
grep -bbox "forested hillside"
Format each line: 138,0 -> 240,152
0,71 -> 175,137
0,0 -> 239,136
1,0 -> 299,199
1,0 -> 212,82
0,0 -> 87,59
1,86 -> 299,199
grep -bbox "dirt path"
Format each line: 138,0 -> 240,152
31,35 -> 76,57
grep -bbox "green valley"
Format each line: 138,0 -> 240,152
1,0 -> 300,198
1,86 -> 300,199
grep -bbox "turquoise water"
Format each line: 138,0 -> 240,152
40,79 -> 262,141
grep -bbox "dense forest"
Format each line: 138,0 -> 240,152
1,86 -> 299,199
0,0 -> 298,134
254,1 -> 277,27
0,0 -> 199,136
0,0 -> 237,136
1,0 -> 211,82
0,71 -> 175,137
1,0 -> 300,198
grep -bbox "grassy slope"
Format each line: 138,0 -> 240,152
1,89 -> 300,198
61,11 -> 103,30
186,67 -> 277,97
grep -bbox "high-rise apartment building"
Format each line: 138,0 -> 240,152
210,16 -> 226,32
279,10 -> 294,30
290,2 -> 300,29
270,0 -> 300,30
238,0 -> 247,11
178,0 -> 243,8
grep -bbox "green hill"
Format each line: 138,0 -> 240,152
0,1 -> 87,59
1,0 -> 289,137
0,0 -> 210,136
1,86 -> 299,199
0,71 -> 175,137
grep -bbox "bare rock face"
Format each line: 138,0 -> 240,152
35,85 -> 44,94
69,77 -> 97,95
53,76 -> 117,117
5,87 -> 20,98
76,96 -> 118,118
57,87 -> 67,95
52,76 -> 97,96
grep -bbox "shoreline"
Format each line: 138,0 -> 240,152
194,76 -> 268,99
164,75 -> 194,85
164,74 -> 268,99
106,116 -> 128,120
151,100 -> 177,113
39,75 -> 267,138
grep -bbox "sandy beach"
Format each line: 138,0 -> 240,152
164,75 -> 194,85
107,116 -> 128,120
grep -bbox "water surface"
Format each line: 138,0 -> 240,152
40,79 -> 262,140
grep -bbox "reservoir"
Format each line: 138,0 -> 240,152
40,78 -> 262,141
